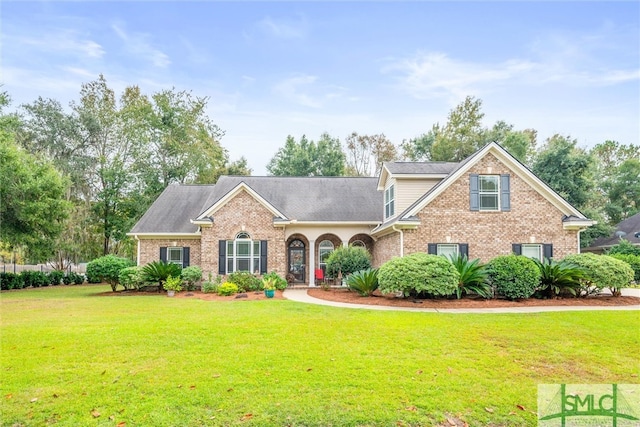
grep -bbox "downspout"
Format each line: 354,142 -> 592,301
134,235 -> 141,266
392,225 -> 404,257
577,229 -> 583,254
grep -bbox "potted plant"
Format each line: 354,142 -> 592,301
164,275 -> 183,297
262,277 -> 276,298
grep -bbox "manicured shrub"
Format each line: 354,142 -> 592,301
68,272 -> 85,285
1,273 -> 24,290
486,255 -> 540,300
62,274 -> 72,285
228,271 -> 261,292
48,270 -> 64,286
262,271 -> 287,290
21,271 -> 49,288
326,246 -> 372,278
347,268 -> 379,296
448,254 -> 491,299
181,266 -> 203,291
202,281 -> 219,294
141,261 -> 182,291
609,254 -> 640,283
534,259 -> 588,298
217,282 -> 238,296
87,255 -> 136,291
563,253 -> 634,297
608,239 -> 640,256
378,253 -> 459,298
119,266 -> 143,290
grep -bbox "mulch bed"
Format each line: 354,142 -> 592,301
96,289 -> 286,301
307,287 -> 640,309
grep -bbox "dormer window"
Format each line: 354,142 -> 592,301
384,184 -> 395,219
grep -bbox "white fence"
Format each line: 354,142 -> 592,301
1,263 -> 87,274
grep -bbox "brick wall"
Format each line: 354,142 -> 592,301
138,238 -> 201,267
200,190 -> 286,279
372,232 -> 401,267
403,153 -> 579,262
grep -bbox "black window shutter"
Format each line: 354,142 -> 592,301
427,243 -> 437,255
260,240 -> 268,274
512,243 -> 522,255
469,174 -> 479,211
182,247 -> 190,268
218,240 -> 226,275
543,244 -> 553,260
459,244 -> 469,257
500,174 -> 511,211
160,247 -> 167,262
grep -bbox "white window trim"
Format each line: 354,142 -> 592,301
384,184 -> 395,219
521,244 -> 543,261
226,233 -> 261,274
318,240 -> 334,271
479,175 -> 500,211
436,244 -> 459,258
167,247 -> 183,266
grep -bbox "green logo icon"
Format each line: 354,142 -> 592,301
538,384 -> 639,426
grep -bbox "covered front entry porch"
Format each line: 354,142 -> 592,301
284,229 -> 374,287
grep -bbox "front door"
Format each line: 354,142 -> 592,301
288,240 -> 306,283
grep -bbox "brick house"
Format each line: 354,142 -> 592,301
128,142 -> 593,285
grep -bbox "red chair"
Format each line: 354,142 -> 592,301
314,268 -> 324,285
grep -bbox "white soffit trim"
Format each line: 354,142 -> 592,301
404,142 -> 586,219
197,182 -> 288,220
125,232 -> 201,239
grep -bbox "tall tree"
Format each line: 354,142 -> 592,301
267,133 -> 345,176
430,96 -> 485,162
532,134 -> 595,210
345,132 -> 398,176
17,75 -> 236,259
0,93 -> 71,262
483,121 -> 537,164
603,158 -> 640,224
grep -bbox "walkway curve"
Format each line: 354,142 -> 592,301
282,288 -> 640,314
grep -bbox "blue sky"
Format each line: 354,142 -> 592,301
2,1 -> 639,174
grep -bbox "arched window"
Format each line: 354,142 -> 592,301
351,240 -> 366,248
226,232 -> 261,273
318,240 -> 334,272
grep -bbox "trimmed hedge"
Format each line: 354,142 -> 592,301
378,253 -> 459,298
0,273 -> 24,290
228,271 -> 262,292
87,255 -> 135,291
563,253 -> 634,296
486,255 -> 540,300
326,246 -> 372,278
609,254 -> 640,283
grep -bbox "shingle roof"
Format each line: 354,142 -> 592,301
130,176 -> 383,234
384,162 -> 459,175
130,184 -> 215,234
202,176 -> 382,222
586,212 -> 640,249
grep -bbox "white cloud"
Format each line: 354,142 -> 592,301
111,22 -> 171,68
273,75 -> 322,108
257,15 -> 308,39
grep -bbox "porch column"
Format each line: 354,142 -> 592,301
309,239 -> 316,287
342,240 -> 348,248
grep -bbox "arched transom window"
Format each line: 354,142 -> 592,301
318,240 -> 334,272
226,232 -> 261,273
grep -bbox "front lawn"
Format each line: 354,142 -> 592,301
1,285 -> 638,426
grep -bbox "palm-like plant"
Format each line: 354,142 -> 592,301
449,254 -> 491,299
534,258 -> 587,298
347,268 -> 379,296
141,261 -> 182,291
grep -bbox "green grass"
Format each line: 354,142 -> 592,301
1,285 -> 639,426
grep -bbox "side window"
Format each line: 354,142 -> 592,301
384,184 -> 395,219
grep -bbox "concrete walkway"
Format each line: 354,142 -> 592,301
282,288 -> 640,314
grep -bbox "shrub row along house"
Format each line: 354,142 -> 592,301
129,142 -> 594,286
